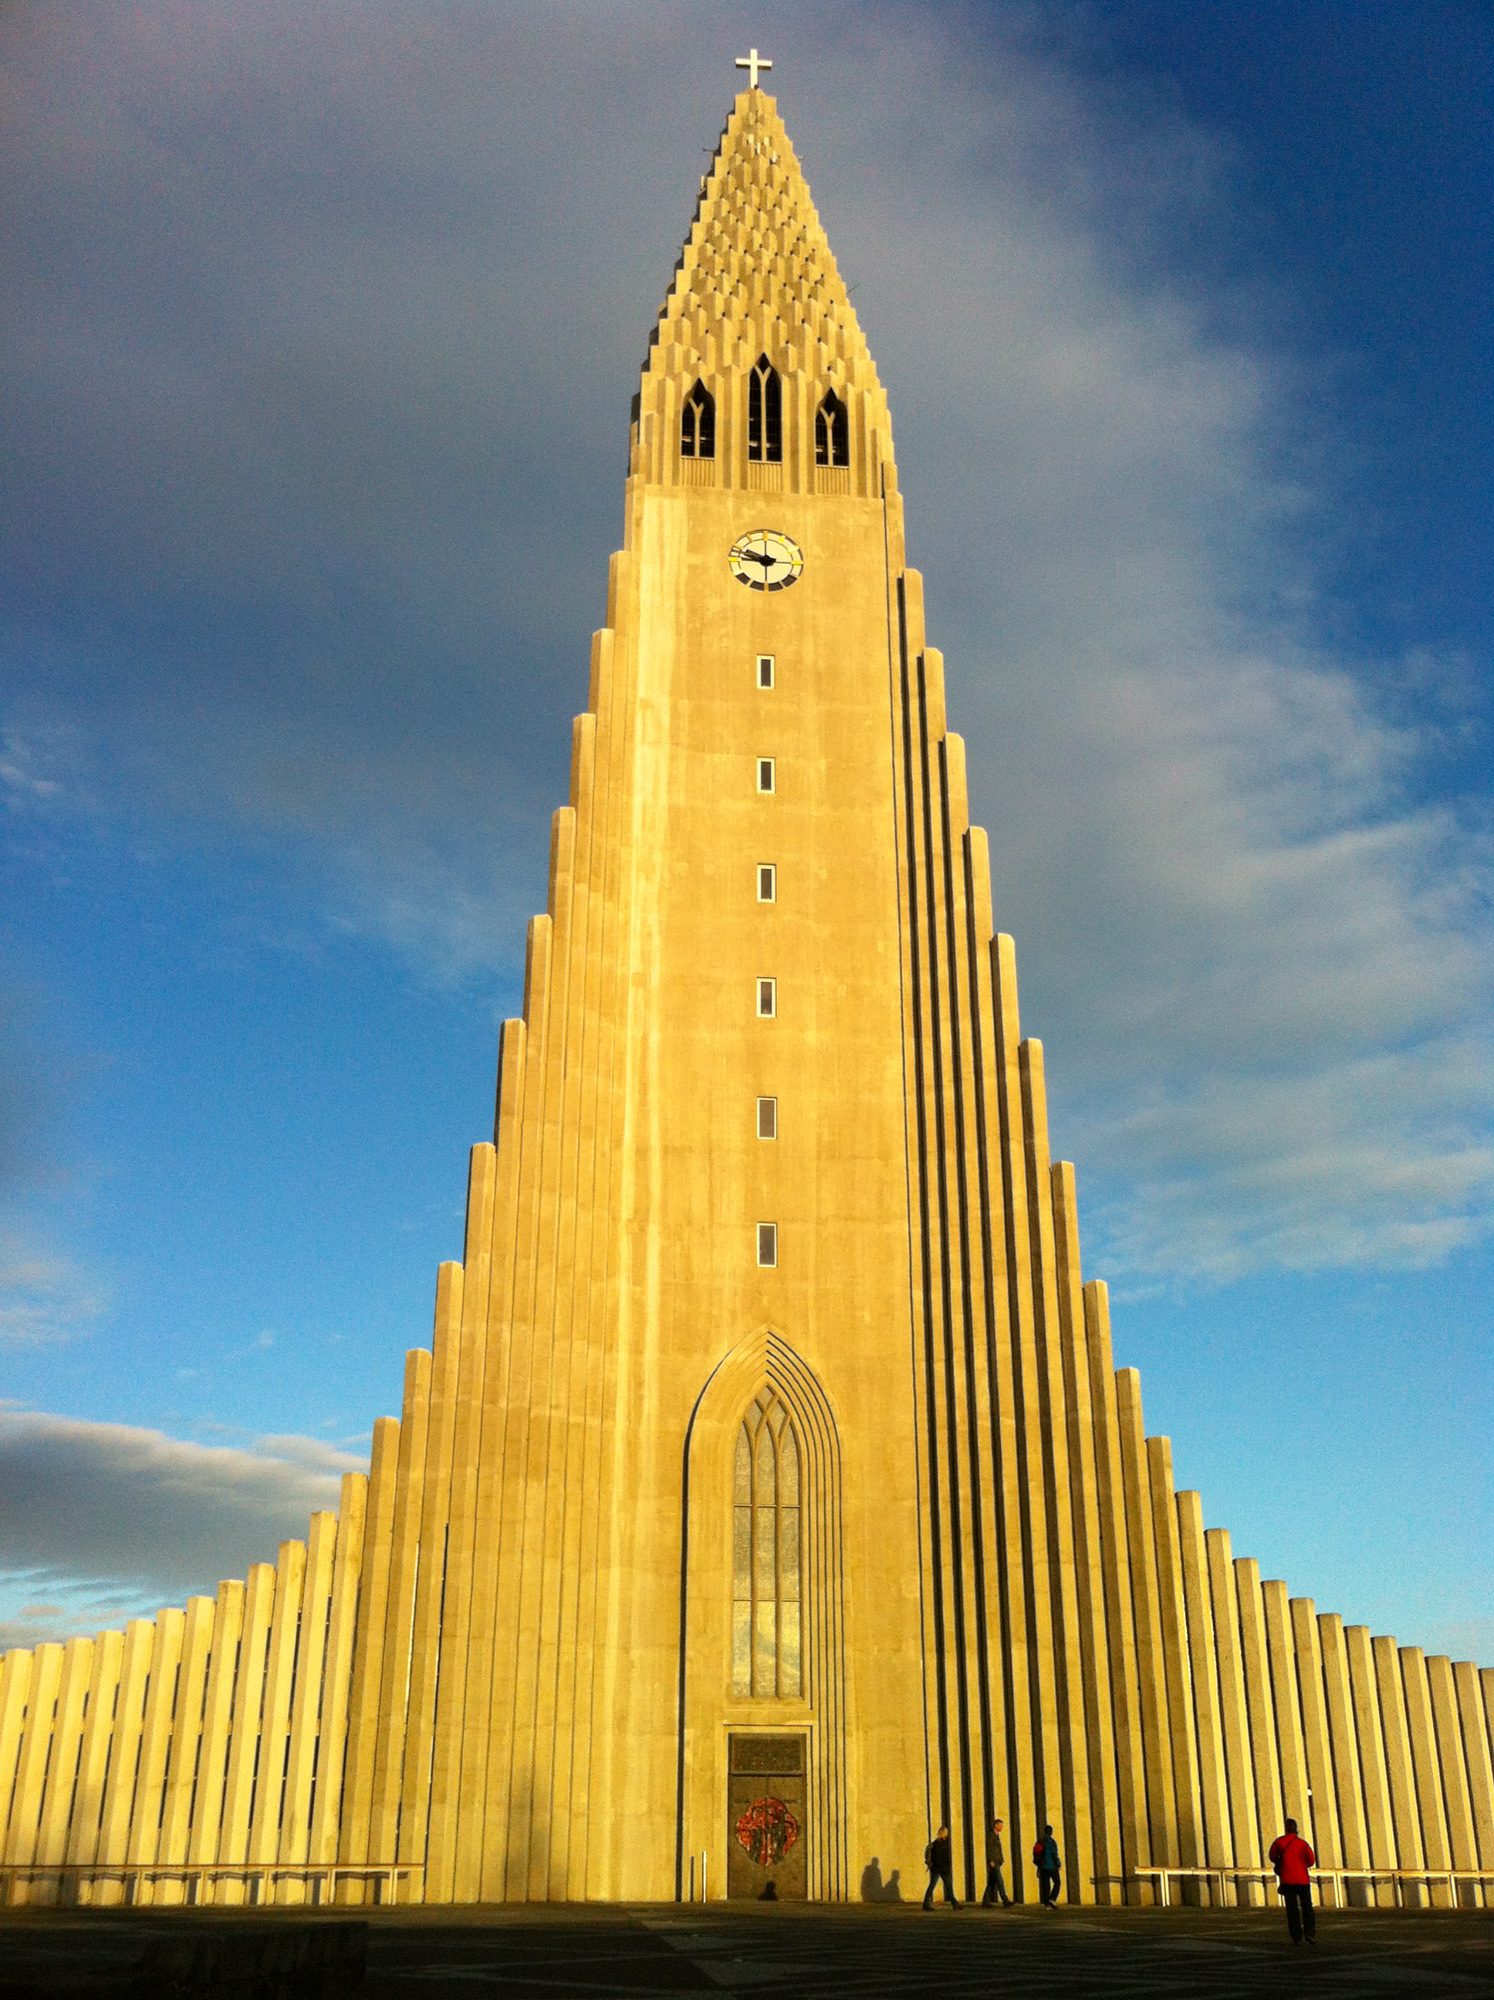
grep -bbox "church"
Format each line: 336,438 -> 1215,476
1,73 -> 1489,1911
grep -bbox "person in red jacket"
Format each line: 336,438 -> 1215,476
1268,1818 -> 1317,1943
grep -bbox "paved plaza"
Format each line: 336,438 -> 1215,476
1,1902 -> 1492,1998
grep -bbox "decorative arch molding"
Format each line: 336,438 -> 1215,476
677,1328 -> 850,1900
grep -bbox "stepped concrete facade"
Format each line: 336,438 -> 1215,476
2,87 -> 1490,1911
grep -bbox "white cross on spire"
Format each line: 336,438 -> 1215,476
735,47 -> 773,89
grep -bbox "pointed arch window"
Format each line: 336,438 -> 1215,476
815,390 -> 849,468
681,380 -> 715,459
732,1388 -> 803,1697
747,356 -> 782,463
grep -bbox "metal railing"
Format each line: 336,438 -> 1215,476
0,1861 -> 422,1908
1109,1865 -> 1494,1909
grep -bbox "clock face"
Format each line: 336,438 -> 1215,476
728,529 -> 804,593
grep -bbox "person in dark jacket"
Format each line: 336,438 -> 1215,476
1268,1819 -> 1317,1943
981,1817 -> 1012,1906
922,1825 -> 959,1909
1033,1825 -> 1061,1906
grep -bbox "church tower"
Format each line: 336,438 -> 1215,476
1,79 -> 1489,1913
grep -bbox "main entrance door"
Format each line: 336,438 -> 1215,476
726,1734 -> 807,1899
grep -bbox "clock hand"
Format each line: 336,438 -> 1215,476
742,548 -> 775,567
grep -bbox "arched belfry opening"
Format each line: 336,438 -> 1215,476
747,354 -> 782,462
681,379 -> 715,458
815,388 -> 849,467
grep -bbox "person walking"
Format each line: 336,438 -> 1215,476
1268,1818 -> 1317,1944
922,1825 -> 960,1909
981,1817 -> 1012,1907
1032,1825 -> 1061,1906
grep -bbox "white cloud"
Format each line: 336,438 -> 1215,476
0,1408 -> 365,1648
0,1232 -> 105,1346
3,3 -> 1489,1283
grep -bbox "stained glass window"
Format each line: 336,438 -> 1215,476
732,1389 -> 803,1697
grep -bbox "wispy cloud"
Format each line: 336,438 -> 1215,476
0,1232 -> 105,1346
2,3 -> 1489,1282
0,1407 -> 365,1647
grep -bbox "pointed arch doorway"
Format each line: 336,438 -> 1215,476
680,1329 -> 848,1902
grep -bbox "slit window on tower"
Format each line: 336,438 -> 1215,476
681,380 -> 715,459
757,977 -> 776,1018
815,389 -> 849,467
748,355 -> 782,463
732,1388 -> 801,1696
757,655 -> 775,690
758,864 -> 776,903
757,1096 -> 778,1140
756,1223 -> 779,1268
757,757 -> 775,793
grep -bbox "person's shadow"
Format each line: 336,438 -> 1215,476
860,1858 -> 903,1902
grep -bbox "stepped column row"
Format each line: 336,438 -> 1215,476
0,1472 -> 370,1907
884,550 -> 1494,1905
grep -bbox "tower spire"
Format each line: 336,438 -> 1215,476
634,89 -> 892,492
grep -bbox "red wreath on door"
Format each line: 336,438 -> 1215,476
735,1796 -> 801,1868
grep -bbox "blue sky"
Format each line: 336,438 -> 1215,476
2,2 -> 1490,1658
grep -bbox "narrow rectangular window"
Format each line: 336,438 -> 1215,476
757,864 -> 776,903
757,1222 -> 778,1268
757,654 -> 775,689
757,1096 -> 777,1140
757,756 -> 775,793
756,977 -> 776,1018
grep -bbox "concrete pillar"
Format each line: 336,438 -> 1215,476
65,1629 -> 123,1896
1400,1648 -> 1452,1904
308,1472 -> 368,1876
33,1637 -> 94,1898
1261,1582 -> 1309,1824
217,1564 -> 276,1903
1318,1614 -> 1371,1903
1115,1373 -> 1176,1868
1290,1599 -> 1342,1873
1019,1042 -> 1093,1900
1345,1625 -> 1398,1905
1233,1562 -> 1283,1858
278,1510 -> 339,1894
153,1597 -> 215,1905
1145,1441 -> 1203,1881
247,1542 -> 309,1888
187,1581 -> 247,1886
125,1607 -> 186,1900
93,1620 -> 155,1902
1453,1660 -> 1494,1899
989,941 -> 1065,1872
2,1643 -> 63,1904
337,1414 -> 401,1899
368,1349 -> 433,1868
457,1022 -> 528,1905
1205,1531 -> 1260,1902
1373,1634 -> 1426,1902
1426,1656 -> 1478,1906
1176,1494 -> 1231,1891
1082,1284 -> 1150,1902
1052,1176 -> 1124,1903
